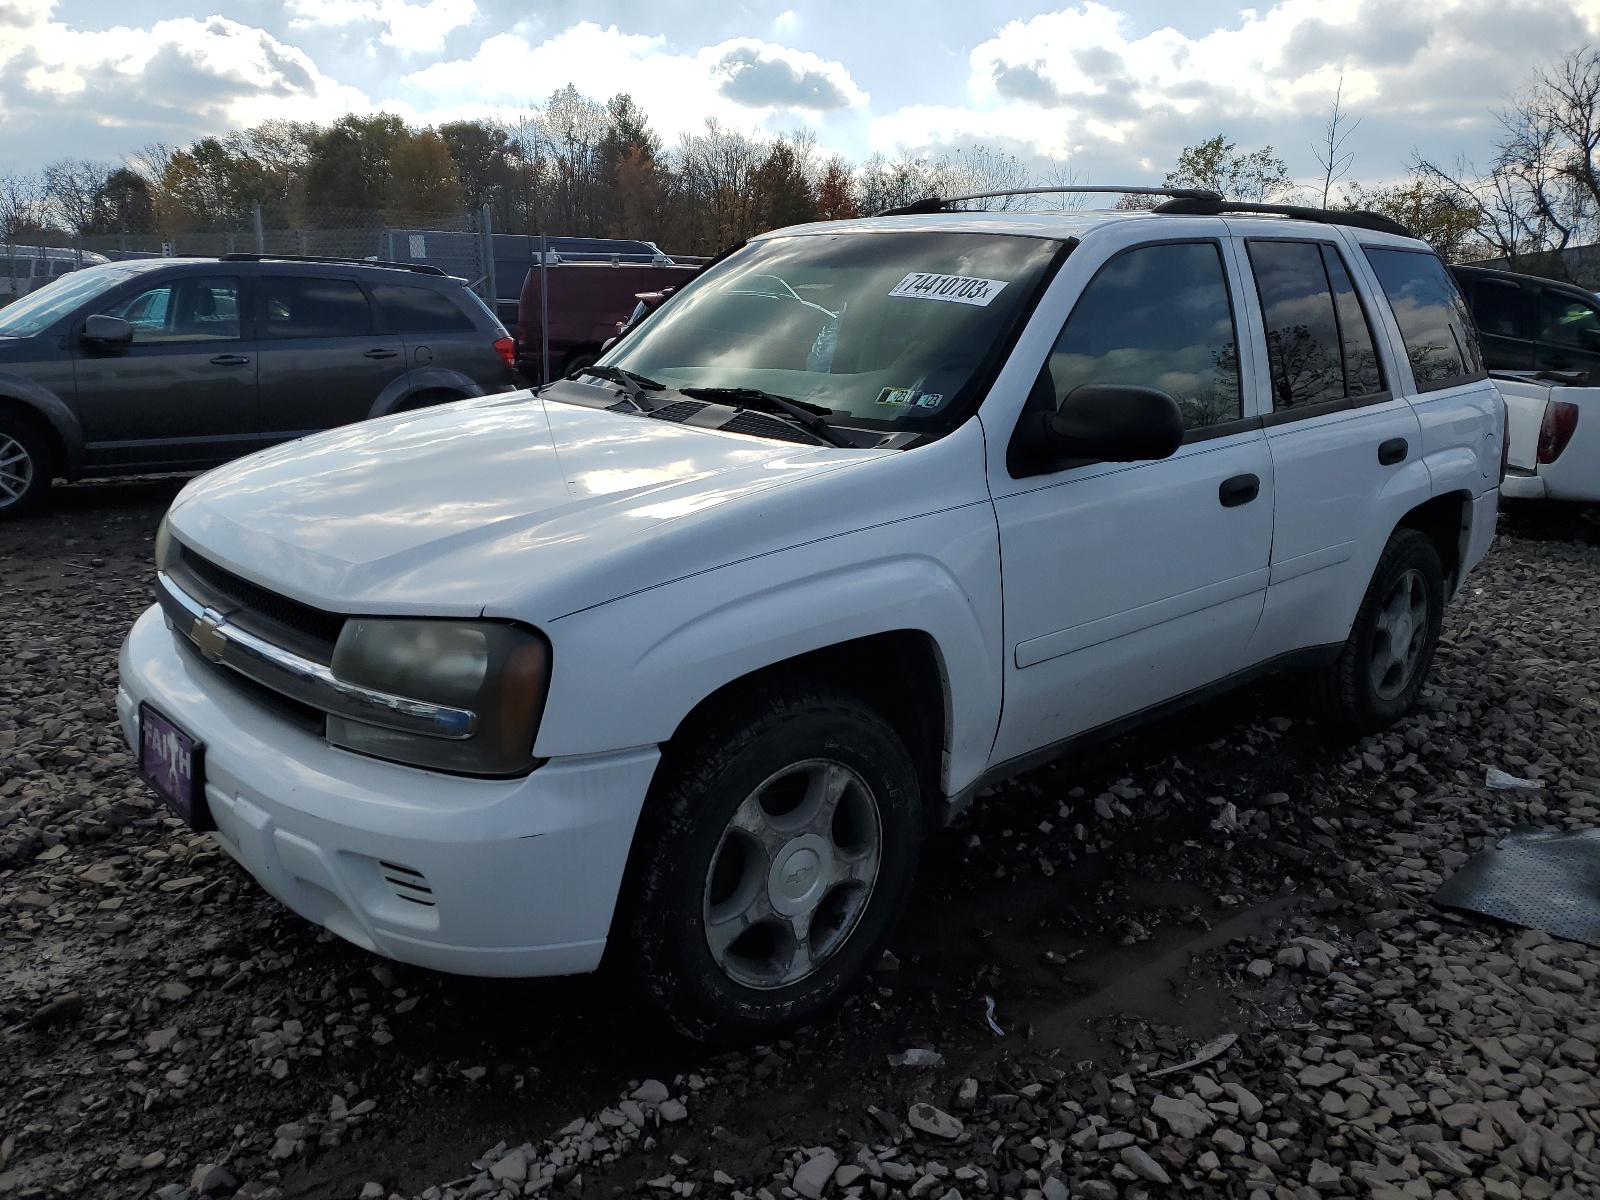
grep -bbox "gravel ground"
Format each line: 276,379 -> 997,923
3,483 -> 1600,1200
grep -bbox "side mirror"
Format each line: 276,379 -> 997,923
82,314 -> 133,345
1015,383 -> 1184,471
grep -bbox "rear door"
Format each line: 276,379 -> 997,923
1239,233 -> 1427,661
255,273 -> 407,440
370,280 -> 508,394
72,270 -> 262,469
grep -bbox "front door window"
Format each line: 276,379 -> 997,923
109,277 -> 241,344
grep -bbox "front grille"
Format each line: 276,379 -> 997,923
170,630 -> 326,734
718,411 -> 815,444
379,861 -> 435,907
172,548 -> 343,665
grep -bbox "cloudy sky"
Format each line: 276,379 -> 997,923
4,0 -> 1599,188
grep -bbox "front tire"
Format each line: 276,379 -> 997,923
1317,528 -> 1445,731
620,683 -> 922,1040
0,412 -> 53,520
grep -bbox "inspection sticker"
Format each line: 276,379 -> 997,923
887,272 -> 1008,307
875,387 -> 915,407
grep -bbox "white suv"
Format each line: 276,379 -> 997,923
118,192 -> 1504,1036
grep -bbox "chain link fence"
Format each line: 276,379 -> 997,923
1,205 -> 494,309
2,206 -> 707,343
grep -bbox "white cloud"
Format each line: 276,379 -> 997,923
0,0 -> 370,144
285,0 -> 477,53
396,21 -> 866,140
868,0 -> 1600,180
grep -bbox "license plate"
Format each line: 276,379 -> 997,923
139,703 -> 213,831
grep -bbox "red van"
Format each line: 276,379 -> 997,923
518,261 -> 698,381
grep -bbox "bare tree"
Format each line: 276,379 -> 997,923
1416,47 -> 1600,266
42,159 -> 114,234
1314,78 -> 1359,208
0,175 -> 49,240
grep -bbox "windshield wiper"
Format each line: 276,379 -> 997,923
678,387 -> 853,448
578,365 -> 666,403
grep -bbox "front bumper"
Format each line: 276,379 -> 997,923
118,604 -> 659,977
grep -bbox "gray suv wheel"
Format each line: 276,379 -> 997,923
0,413 -> 52,519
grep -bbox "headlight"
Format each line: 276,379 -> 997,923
154,515 -> 178,573
326,619 -> 550,776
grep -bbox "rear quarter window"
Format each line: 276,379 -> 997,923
1363,247 -> 1484,391
372,283 -> 477,333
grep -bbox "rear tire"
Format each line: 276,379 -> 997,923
619,683 -> 922,1041
0,411 -> 53,520
1316,528 -> 1445,732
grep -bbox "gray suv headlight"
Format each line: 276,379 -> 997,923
326,619 -> 551,776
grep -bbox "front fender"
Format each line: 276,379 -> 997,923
534,502 -> 1005,797
0,369 -> 85,477
368,368 -> 486,418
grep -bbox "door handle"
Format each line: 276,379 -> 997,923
1218,473 -> 1260,507
1378,437 -> 1408,465
209,354 -> 250,366
363,348 -> 399,359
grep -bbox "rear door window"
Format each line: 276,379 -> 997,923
1246,240 -> 1387,410
372,283 -> 477,333
1539,290 -> 1600,351
1045,241 -> 1242,429
1472,280 -> 1538,341
1362,247 -> 1483,390
264,277 -> 373,339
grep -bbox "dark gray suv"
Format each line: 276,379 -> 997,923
0,253 -> 520,517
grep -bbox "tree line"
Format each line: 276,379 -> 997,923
3,49 -> 1600,267
0,86 -> 1038,257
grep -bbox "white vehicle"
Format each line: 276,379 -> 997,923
118,189 -> 1504,1035
0,244 -> 110,301
1491,375 -> 1598,501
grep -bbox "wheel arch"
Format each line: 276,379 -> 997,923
368,367 -> 484,418
657,629 -> 953,833
1396,489 -> 1472,596
0,394 -> 72,481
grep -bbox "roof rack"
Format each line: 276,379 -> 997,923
1150,197 -> 1412,237
875,186 -> 1414,238
219,253 -> 447,276
877,185 -> 1222,217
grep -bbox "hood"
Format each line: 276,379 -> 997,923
168,391 -> 888,619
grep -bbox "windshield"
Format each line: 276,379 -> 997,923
0,265 -> 133,337
602,231 -> 1063,429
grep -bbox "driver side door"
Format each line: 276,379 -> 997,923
988,233 -> 1276,766
72,271 -> 263,470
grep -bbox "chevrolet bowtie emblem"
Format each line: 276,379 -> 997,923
191,609 -> 228,662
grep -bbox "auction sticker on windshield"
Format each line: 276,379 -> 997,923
888,272 -> 1009,307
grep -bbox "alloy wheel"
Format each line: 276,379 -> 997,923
0,433 -> 34,508
701,758 -> 882,989
1368,567 -> 1430,700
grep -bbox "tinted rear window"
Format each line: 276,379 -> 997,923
1363,248 -> 1483,391
1471,279 -> 1537,340
264,277 -> 373,339
372,283 -> 477,333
